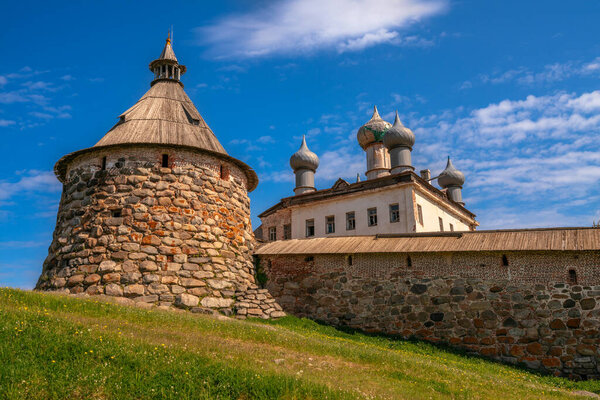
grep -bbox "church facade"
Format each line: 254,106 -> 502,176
257,107 -> 478,241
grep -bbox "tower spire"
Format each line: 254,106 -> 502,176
149,34 -> 186,86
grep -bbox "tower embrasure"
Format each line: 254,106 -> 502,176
36,36 -> 283,319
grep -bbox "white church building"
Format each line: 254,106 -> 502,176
257,107 -> 478,241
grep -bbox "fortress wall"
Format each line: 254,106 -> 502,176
260,252 -> 600,378
37,146 -> 283,318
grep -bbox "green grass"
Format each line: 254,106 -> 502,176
0,288 -> 598,399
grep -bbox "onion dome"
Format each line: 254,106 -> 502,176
383,111 -> 415,149
357,106 -> 392,150
290,135 -> 320,171
438,157 -> 465,188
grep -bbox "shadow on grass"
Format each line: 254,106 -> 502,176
256,315 -> 600,394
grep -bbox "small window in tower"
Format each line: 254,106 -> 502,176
568,269 -> 577,285
283,224 -> 291,240
326,215 -> 335,234
101,156 -> 107,171
111,209 -> 122,218
407,255 -> 412,268
304,256 -> 314,262
347,255 -> 353,266
162,154 -> 169,168
268,227 -> 277,241
449,223 -> 454,232
417,204 -> 424,226
389,204 -> 400,223
502,254 -> 509,266
439,217 -> 444,232
220,165 -> 230,180
368,208 -> 378,226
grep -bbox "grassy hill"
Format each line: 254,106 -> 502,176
1,288 -> 599,399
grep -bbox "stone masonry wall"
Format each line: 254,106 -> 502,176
37,146 -> 283,319
260,253 -> 600,378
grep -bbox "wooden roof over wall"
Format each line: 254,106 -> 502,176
255,227 -> 600,254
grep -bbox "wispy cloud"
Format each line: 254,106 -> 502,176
467,56 -> 600,88
198,0 -> 446,58
0,67 -> 74,128
0,170 -> 61,202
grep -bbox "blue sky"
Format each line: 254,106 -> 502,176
1,0 -> 599,289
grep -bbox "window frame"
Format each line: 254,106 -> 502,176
389,203 -> 400,223
368,207 -> 378,227
438,217 -> 444,232
283,224 -> 291,240
325,215 -> 335,234
305,219 -> 315,237
268,226 -> 277,241
346,211 -> 356,230
417,204 -> 424,226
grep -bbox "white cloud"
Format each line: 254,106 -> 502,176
0,170 -> 61,202
338,29 -> 399,53
408,90 -> 600,228
0,119 -> 15,127
199,0 -> 446,58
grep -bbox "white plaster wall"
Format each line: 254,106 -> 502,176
290,185 -> 415,239
413,190 -> 471,232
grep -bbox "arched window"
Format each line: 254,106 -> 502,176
162,154 -> 169,168
502,254 -> 509,266
568,269 -> 577,285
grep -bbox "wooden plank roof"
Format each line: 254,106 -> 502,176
255,228 -> 600,254
95,81 -> 226,154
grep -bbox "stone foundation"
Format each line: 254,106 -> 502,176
37,146 -> 282,319
261,254 -> 600,379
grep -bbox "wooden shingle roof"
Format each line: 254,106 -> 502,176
94,81 -> 226,154
255,228 -> 600,254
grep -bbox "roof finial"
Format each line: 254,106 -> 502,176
372,105 -> 381,120
167,29 -> 171,45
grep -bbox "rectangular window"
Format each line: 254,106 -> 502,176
346,212 -> 356,230
283,224 -> 291,240
268,227 -> 277,241
439,217 -> 444,232
101,156 -> 107,171
162,154 -> 169,168
417,204 -> 424,226
389,204 -> 400,223
326,216 -> 335,234
368,208 -> 378,226
305,219 -> 315,237
449,223 -> 454,232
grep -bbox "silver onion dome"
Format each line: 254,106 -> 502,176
438,157 -> 465,188
383,111 -> 415,150
290,135 -> 320,171
357,106 -> 392,150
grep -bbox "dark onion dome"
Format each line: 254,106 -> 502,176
383,111 -> 415,150
357,106 -> 392,150
438,157 -> 465,188
290,135 -> 320,171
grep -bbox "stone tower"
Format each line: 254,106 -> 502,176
36,36 -> 283,318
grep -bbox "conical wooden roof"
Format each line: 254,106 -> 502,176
94,80 -> 227,154
54,38 -> 258,191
